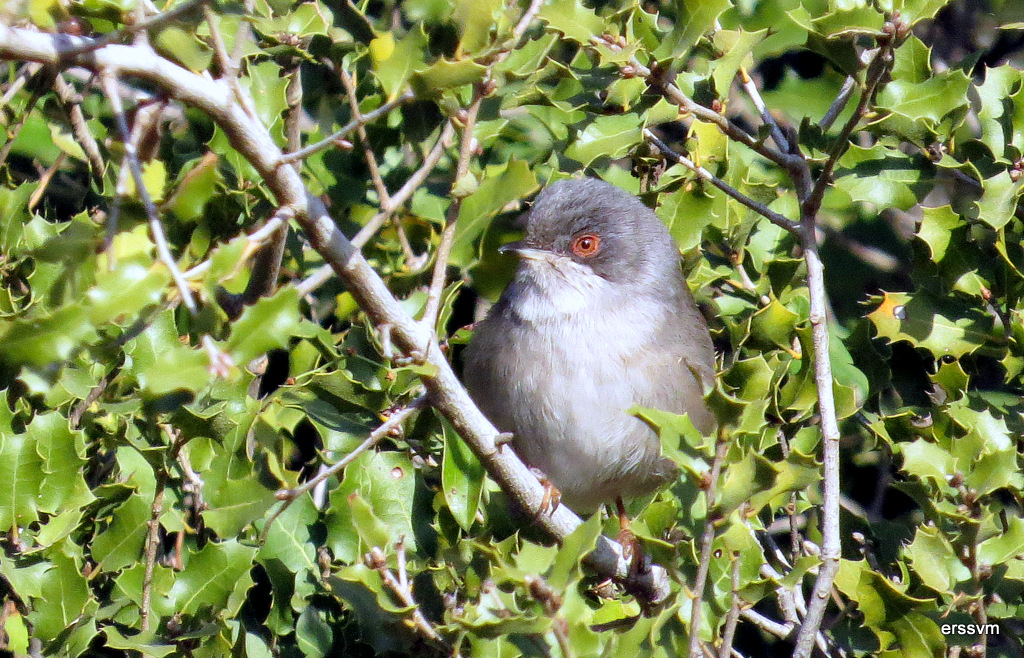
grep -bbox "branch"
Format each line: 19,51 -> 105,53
276,90 -> 415,165
53,73 -> 105,187
791,33 -> 897,658
365,544 -> 448,648
689,437 -> 729,658
99,73 -> 197,312
738,65 -> 789,153
643,129 -> 799,234
338,66 -> 391,206
261,395 -> 426,542
717,553 -> 742,658
628,56 -> 803,173
203,3 -> 257,121
512,0 -> 544,42
0,25 -> 671,603
350,120 -> 456,249
803,43 -> 894,218
741,609 -> 793,639
819,76 -> 857,132
141,471 -> 166,631
421,96 -> 482,330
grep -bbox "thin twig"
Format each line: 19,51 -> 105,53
141,473 -> 166,631
629,57 -> 802,173
181,205 -> 294,281
776,431 -> 804,565
228,0 -> 254,65
70,366 -> 119,428
366,545 -> 447,647
203,3 -> 257,121
0,62 -> 41,107
717,554 -> 742,658
350,120 -> 456,248
420,96 -> 482,330
27,152 -> 67,212
100,71 -> 197,312
260,395 -> 426,542
339,67 -> 391,206
53,73 -> 105,187
689,437 -> 730,658
295,263 -> 335,297
394,220 -> 424,270
396,535 -> 410,591
740,609 -> 793,639
738,65 -> 789,152
803,44 -> 893,218
512,0 -> 544,42
277,91 -> 415,165
792,39 -> 895,658
967,510 -> 989,656
644,129 -> 799,234
819,76 -> 857,132
0,71 -> 46,169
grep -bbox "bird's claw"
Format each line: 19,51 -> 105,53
530,468 -> 561,520
615,497 -> 647,577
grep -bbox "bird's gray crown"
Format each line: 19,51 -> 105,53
520,178 -> 681,285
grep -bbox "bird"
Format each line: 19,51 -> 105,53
463,177 -> 716,523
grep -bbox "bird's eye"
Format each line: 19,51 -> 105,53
571,233 -> 601,258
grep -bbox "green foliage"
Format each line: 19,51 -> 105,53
3,0 -> 1024,656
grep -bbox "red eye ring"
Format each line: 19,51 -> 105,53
571,233 -> 601,258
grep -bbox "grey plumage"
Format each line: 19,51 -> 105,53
463,178 -> 715,513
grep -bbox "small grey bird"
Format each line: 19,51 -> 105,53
463,177 -> 716,515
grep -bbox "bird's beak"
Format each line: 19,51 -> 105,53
498,241 -> 551,261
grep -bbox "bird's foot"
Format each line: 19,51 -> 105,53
615,497 -> 647,577
530,467 -> 561,520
